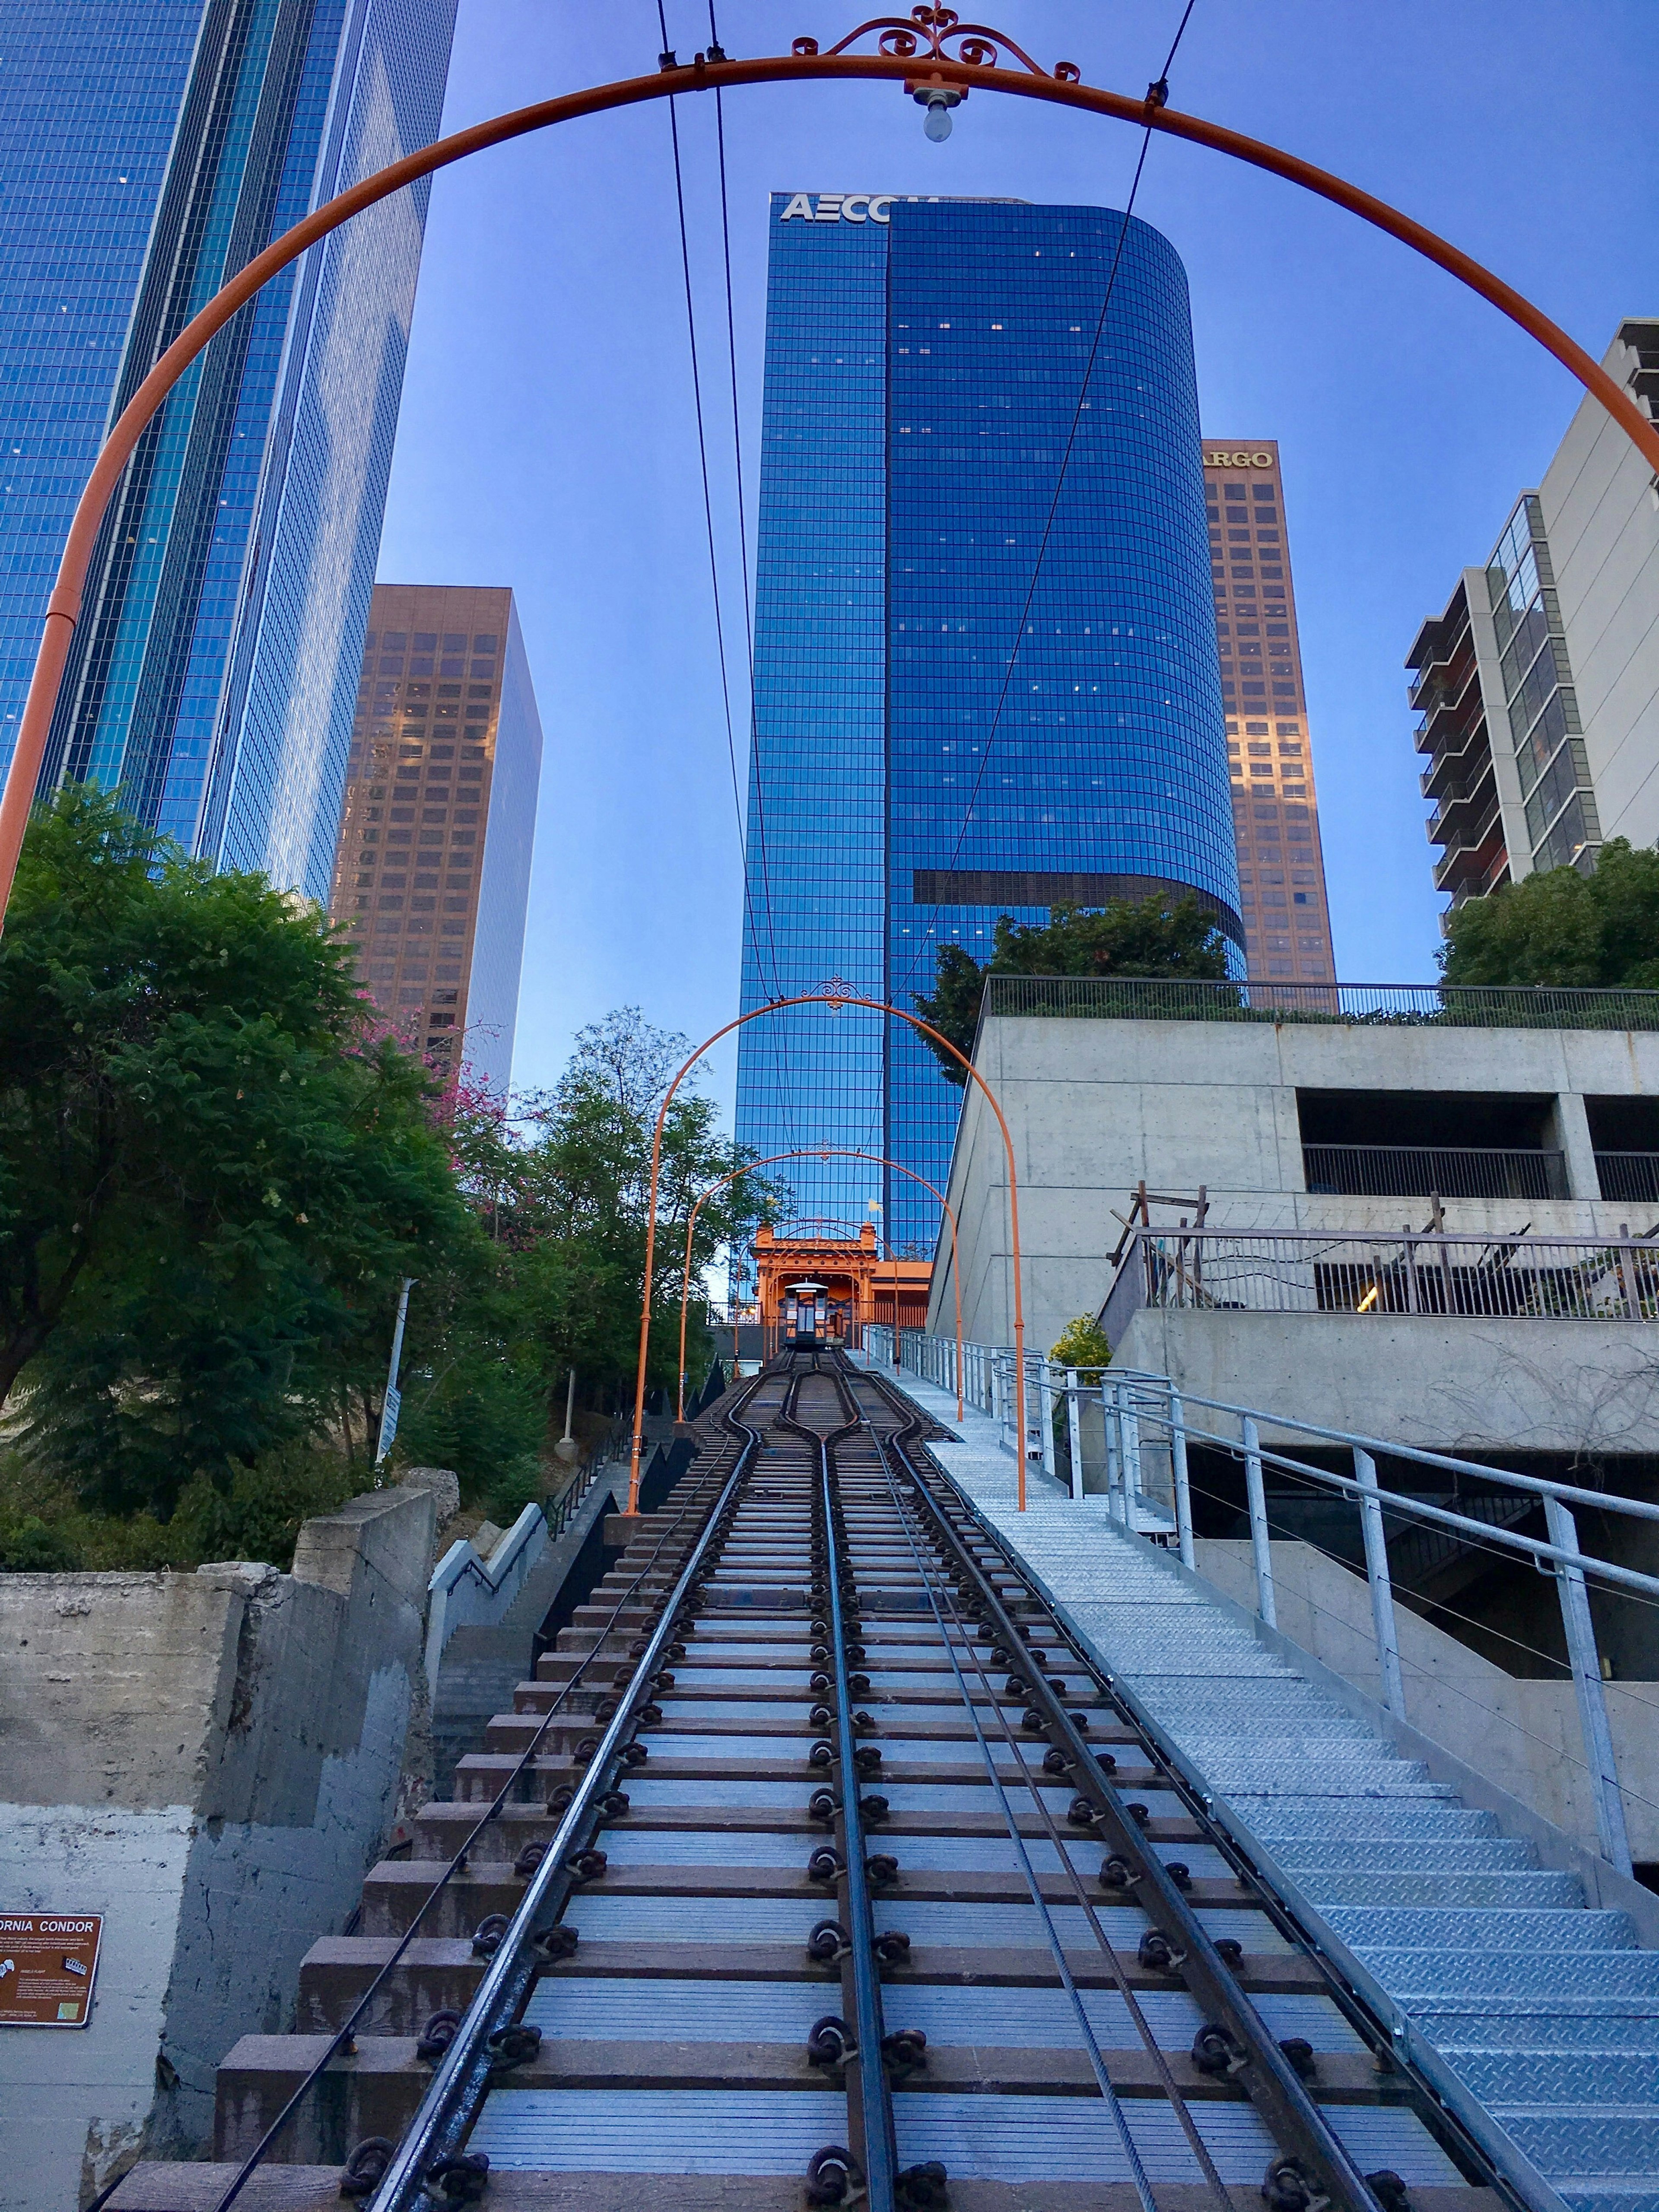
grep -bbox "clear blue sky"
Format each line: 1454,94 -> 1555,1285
376,0 -> 1658,1113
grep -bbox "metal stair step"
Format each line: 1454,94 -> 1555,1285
524,1974 -> 1367,2051
1295,1870 -> 1582,1909
1247,1802 -> 1500,1838
468,2085 -> 1465,2185
1452,2050 -> 1659,2104
1351,1950 -> 1659,1999
1498,2111 -> 1659,2179
1271,1838 -> 1537,1873
1325,1907 -> 1637,1952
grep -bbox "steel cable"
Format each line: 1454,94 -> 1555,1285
655,0 -> 785,1016
852,1389 -> 1233,2211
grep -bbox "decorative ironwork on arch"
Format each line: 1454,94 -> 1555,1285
769,1218 -> 874,1246
797,5 -> 1080,83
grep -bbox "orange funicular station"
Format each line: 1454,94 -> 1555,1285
752,1222 -> 931,1357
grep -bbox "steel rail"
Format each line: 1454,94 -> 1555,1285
849,1360 -> 1404,2212
1106,1368 -> 1659,1529
207,1408 -> 752,2212
860,1397 -> 1243,2210
1107,1386 -> 1659,1607
859,1361 -> 1560,2212
779,1359 -> 901,2212
363,1376 -> 767,2210
845,1370 -> 1179,2212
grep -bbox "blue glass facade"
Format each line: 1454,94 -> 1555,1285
736,194 -> 1238,1253
0,0 -> 455,902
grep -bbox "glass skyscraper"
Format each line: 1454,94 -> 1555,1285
736,193 -> 1239,1253
0,0 -> 456,903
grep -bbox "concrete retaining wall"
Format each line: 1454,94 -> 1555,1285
0,1484 -> 434,2211
1116,1305 -> 1659,1456
935,1011 -> 1659,1359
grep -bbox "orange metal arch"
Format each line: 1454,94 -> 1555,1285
627,990 -> 1027,1512
0,35 -> 1654,910
673,1144 -> 965,1422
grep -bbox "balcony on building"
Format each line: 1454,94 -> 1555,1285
1587,1093 -> 1659,1204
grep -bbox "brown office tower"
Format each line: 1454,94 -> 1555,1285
328,585 -> 542,1094
1204,441 -> 1335,981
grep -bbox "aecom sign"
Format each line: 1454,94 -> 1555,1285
779,193 -> 900,223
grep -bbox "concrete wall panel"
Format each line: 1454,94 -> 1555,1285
0,1484 -> 434,2208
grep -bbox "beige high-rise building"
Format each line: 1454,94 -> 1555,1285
1204,439 -> 1336,981
327,584 -> 542,1094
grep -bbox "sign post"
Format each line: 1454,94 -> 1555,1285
375,1278 -> 416,1467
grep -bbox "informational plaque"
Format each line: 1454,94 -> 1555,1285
0,1914 -> 103,2026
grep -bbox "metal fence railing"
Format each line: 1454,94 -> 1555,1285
871,1323 -> 1659,1877
1100,1227 -> 1659,1346
1596,1150 -> 1659,1204
977,973 -> 1659,1030
1301,1142 -> 1568,1201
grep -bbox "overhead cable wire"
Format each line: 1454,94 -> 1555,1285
895,0 -> 1202,1006
657,0 -> 784,1012
694,4 -> 805,1265
703,0 -> 804,1223
870,1418 -> 1235,2209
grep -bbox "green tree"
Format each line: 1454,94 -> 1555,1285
1441,839 -> 1659,988
391,1011 -> 784,1495
913,894 -> 1233,1082
0,788 -> 474,1517
1049,1314 -> 1113,1379
509,1009 -> 782,1403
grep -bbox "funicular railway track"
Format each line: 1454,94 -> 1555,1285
194,1350 -> 1523,2212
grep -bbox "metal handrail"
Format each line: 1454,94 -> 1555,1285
1101,1224 -> 1659,1329
1301,1143 -> 1569,1200
976,973 -> 1659,1030
880,1327 -> 1654,1872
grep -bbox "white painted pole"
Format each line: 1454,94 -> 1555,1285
1545,1494 -> 1633,1875
1242,1415 -> 1276,1627
1170,1386 -> 1195,1569
1122,1383 -> 1143,1534
374,1277 -> 416,1468
1066,1368 -> 1084,1503
1354,1446 -> 1406,1718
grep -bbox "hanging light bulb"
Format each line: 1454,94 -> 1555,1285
911,82 -> 963,142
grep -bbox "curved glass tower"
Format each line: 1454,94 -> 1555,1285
736,193 -> 1237,1253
